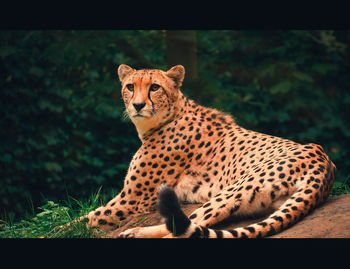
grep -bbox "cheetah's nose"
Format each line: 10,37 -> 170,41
133,102 -> 146,112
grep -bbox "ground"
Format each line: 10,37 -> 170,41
106,194 -> 350,238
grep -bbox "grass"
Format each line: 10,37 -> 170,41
1,177 -> 350,238
331,175 -> 350,196
0,187 -> 108,238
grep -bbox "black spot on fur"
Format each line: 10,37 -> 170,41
98,219 -> 107,225
189,213 -> 197,219
229,230 -> 238,237
116,210 -> 123,217
192,185 -> 200,193
230,204 -> 240,215
244,226 -> 255,233
201,227 -> 210,238
189,227 -> 201,238
214,229 -> 223,238
272,216 -> 283,222
267,225 -> 276,236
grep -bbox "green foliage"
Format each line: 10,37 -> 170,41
0,187 -> 107,238
331,176 -> 350,196
1,30 -> 349,224
0,31 -> 158,221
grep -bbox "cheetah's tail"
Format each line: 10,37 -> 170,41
157,159 -> 336,238
158,184 -> 191,236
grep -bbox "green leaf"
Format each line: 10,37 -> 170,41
292,71 -> 314,83
29,67 -> 44,77
269,81 -> 293,95
0,154 -> 12,163
39,99 -> 63,113
311,63 -> 338,74
45,163 -> 63,173
0,46 -> 17,58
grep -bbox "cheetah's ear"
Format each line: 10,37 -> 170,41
165,65 -> 185,87
118,64 -> 135,82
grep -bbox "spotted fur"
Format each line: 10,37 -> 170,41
82,64 -> 336,238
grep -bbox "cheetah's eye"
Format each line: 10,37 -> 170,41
126,84 -> 134,91
150,84 -> 160,92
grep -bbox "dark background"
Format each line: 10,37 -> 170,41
1,30 -> 349,221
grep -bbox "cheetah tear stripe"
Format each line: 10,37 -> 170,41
75,64 -> 336,238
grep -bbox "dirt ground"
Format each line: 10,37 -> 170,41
106,194 -> 350,238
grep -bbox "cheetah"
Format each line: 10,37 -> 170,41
80,64 -> 336,238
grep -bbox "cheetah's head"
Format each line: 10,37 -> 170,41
118,64 -> 185,137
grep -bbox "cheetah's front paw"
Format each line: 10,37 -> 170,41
118,224 -> 171,238
119,227 -> 144,238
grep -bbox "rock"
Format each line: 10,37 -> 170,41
270,194 -> 350,238
108,194 -> 350,238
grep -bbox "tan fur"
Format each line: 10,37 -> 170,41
81,64 -> 336,238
